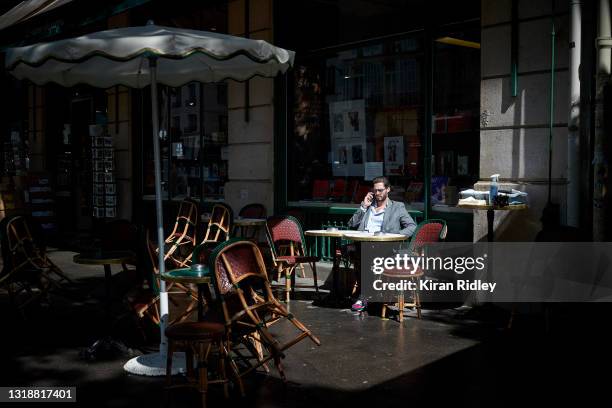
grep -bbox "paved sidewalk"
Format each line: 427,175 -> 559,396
1,251 -> 610,407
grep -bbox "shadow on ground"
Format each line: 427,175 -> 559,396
1,253 -> 612,407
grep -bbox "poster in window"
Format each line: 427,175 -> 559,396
330,100 -> 366,176
384,136 -> 404,175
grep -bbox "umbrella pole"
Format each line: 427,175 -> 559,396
124,57 -> 185,376
149,57 -> 169,360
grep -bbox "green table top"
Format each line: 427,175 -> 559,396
161,266 -> 212,284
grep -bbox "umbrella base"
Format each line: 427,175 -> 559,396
123,352 -> 186,376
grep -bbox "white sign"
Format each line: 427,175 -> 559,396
329,99 -> 366,177
364,162 -> 383,181
384,136 -> 404,175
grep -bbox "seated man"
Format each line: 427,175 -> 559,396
347,176 -> 416,311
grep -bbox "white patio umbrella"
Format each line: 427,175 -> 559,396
5,22 -> 294,376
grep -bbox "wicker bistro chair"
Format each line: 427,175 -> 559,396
162,198 -> 199,268
165,320 -> 239,408
125,230 -> 199,334
236,203 -> 267,240
208,239 -> 321,382
6,215 -> 71,285
381,219 -> 448,322
0,216 -> 54,315
202,203 -> 233,244
265,215 -> 320,302
175,203 -> 233,268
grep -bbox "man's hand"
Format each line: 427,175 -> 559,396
362,192 -> 374,209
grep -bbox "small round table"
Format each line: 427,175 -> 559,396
341,231 -> 409,242
73,250 -> 136,359
341,232 -> 409,306
161,266 -> 213,321
305,229 -> 347,306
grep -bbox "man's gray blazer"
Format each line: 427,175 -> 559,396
348,199 -> 417,237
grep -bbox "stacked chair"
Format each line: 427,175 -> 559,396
236,203 -> 267,240
175,203 -> 233,268
164,239 -> 320,407
161,198 -> 199,268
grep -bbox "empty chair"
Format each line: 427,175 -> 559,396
330,178 -> 346,201
165,320 -> 239,408
237,203 -> 267,240
208,239 -> 321,382
124,230 -> 199,337
353,184 -> 371,204
312,179 -> 330,200
381,219 -> 447,322
202,203 -> 232,244
163,198 -> 199,268
265,215 -> 320,302
0,215 -> 53,315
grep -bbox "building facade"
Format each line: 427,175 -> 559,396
0,0 -> 606,244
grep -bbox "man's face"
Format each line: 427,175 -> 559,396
372,182 -> 389,203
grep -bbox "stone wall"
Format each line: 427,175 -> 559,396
225,0 -> 275,215
478,0 -> 569,241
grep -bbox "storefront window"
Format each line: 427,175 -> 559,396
289,36 -> 424,204
142,82 -> 228,201
288,23 -> 480,208
432,26 -> 480,206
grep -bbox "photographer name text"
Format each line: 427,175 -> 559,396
372,279 -> 496,293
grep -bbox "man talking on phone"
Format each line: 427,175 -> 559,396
347,176 -> 416,311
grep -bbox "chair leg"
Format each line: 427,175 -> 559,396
311,262 -> 319,293
381,303 -> 387,319
276,265 -> 282,283
285,267 -> 292,302
414,288 -> 422,319
186,348 -> 195,379
198,342 -> 211,408
217,341 -> 229,399
398,292 -> 404,321
223,340 -> 245,397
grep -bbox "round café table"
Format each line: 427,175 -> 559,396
341,232 -> 409,306
457,203 -> 528,242
73,250 -> 136,359
161,266 -> 213,321
341,231 -> 409,242
305,229 -> 347,307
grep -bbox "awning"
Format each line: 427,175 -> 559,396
0,0 -> 75,32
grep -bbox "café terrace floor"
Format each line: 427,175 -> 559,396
1,250 -> 610,407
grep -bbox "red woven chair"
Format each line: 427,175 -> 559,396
330,179 -> 346,201
265,215 -> 319,302
353,184 -> 371,204
381,219 -> 447,322
208,239 -> 321,382
237,203 -> 267,240
312,179 -> 330,200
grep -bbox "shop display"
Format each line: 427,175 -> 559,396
90,124 -> 116,218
